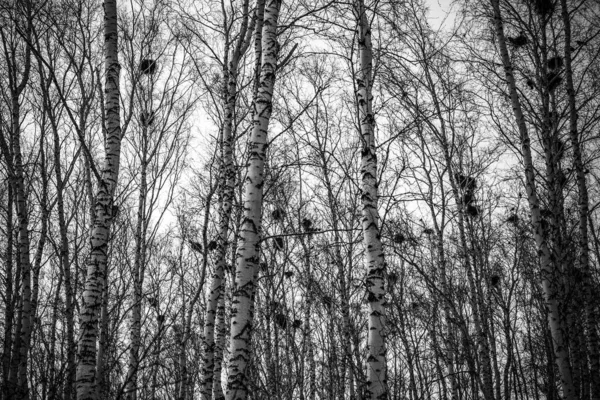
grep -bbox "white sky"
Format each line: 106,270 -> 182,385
426,0 -> 456,29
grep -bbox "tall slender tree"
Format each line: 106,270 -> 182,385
559,0 -> 600,397
75,0 -> 123,398
0,2 -> 34,398
200,2 -> 256,398
354,1 -> 387,398
489,0 -> 576,398
225,1 -> 283,399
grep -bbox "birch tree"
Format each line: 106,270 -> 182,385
354,1 -> 387,398
0,2 -> 34,398
488,0 -> 576,398
225,1 -> 283,398
199,2 -> 256,398
0,0 -> 599,399
75,0 -> 124,397
559,0 -> 600,397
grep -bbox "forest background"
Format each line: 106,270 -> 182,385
1,0 -> 599,399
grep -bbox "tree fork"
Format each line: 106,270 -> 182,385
225,1 -> 282,399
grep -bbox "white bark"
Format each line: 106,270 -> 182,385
212,289 -> 227,400
75,0 -> 123,398
355,1 -> 387,398
12,92 -> 33,400
225,1 -> 282,399
201,3 -> 255,399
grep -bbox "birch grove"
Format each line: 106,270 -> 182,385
1,0 -> 600,399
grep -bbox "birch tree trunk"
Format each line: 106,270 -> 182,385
95,263 -> 110,400
225,1 -> 282,398
14,109 -> 32,400
200,3 -> 255,399
1,183 -> 13,400
559,0 -> 600,397
489,1 -> 575,398
29,131 -> 49,366
125,155 -> 148,400
75,0 -> 123,398
212,287 -> 227,400
355,1 -> 387,398
0,13 -> 34,397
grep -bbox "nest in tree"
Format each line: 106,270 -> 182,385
388,272 -> 398,286
547,56 -> 563,70
274,313 -> 287,329
140,59 -> 157,74
148,297 -> 158,308
189,240 -> 203,253
157,314 -> 165,323
463,192 -> 475,206
547,71 -> 563,91
508,34 -> 528,47
141,110 -> 155,126
274,237 -> 285,251
301,218 -> 313,231
531,0 -> 555,16
423,228 -> 434,235
392,233 -> 405,244
491,275 -> 500,286
270,300 -> 280,311
526,78 -> 536,89
292,319 -> 302,329
284,271 -> 294,278
207,240 -> 218,251
466,205 -> 480,217
506,214 -> 519,224
454,173 -> 477,191
271,208 -> 285,221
